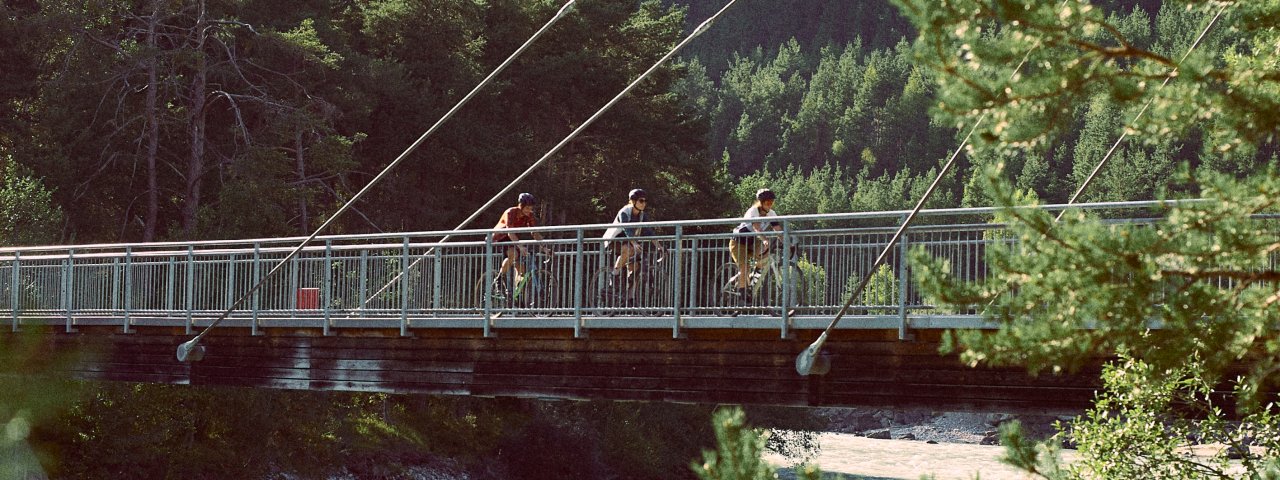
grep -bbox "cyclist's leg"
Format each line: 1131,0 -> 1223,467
618,242 -> 638,296
729,237 -> 751,290
614,241 -> 634,274
497,246 -> 519,286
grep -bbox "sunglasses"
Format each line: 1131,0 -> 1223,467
635,198 -> 648,203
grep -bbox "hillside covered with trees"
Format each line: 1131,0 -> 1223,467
3,0 -> 1278,478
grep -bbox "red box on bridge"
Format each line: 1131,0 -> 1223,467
296,288 -> 320,310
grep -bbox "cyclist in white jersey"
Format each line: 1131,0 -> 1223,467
728,188 -> 781,295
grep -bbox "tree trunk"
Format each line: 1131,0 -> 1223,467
181,1 -> 208,238
295,125 -> 308,235
142,0 -> 161,242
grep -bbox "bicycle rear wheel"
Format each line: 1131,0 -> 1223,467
586,268 -> 623,315
474,275 -> 509,312
711,263 -> 746,316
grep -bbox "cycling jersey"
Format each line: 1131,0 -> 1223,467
603,205 -> 654,239
735,205 -> 779,233
494,206 -> 536,243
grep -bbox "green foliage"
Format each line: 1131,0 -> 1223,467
0,329 -> 87,479
892,0 -> 1280,154
0,157 -> 63,246
916,166 -> 1280,398
795,257 -> 827,306
1000,356 -> 1280,479
691,406 -> 824,480
843,263 -> 898,312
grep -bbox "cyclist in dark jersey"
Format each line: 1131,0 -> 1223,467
492,192 -> 547,290
603,188 -> 664,287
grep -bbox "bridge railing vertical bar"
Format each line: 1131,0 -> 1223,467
482,233 -> 494,338
323,240 -> 333,336
432,246 -> 443,316
123,248 -> 132,333
898,219 -> 910,340
780,221 -> 792,338
358,249 -> 368,316
184,246 -> 194,334
63,249 -> 73,333
289,247 -> 300,318
165,255 -> 175,316
400,237 -> 409,336
111,257 -> 121,319
252,243 -> 261,336
574,228 -> 584,338
10,252 -> 19,331
225,253 -> 236,328
672,225 -> 684,338
687,237 -> 699,316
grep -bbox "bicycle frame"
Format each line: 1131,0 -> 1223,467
510,252 -> 548,302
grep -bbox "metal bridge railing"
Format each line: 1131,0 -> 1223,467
1,199 -> 1263,338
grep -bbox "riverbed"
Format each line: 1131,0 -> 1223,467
769,433 -> 1078,480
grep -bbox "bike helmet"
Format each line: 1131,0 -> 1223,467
518,192 -> 537,206
755,188 -> 776,201
629,188 -> 647,201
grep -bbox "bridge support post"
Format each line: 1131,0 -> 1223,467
482,233 -> 495,338
10,251 -> 19,332
185,246 -> 194,335
252,244 -> 261,336
400,237 -> 411,337
781,222 -> 792,339
432,246 -> 443,315
166,256 -> 175,314
111,257 -> 121,318
687,237 -> 698,314
672,225 -> 684,339
573,228 -> 585,339
358,249 -> 368,315
63,249 -> 75,333
227,253 -> 237,331
898,217 -> 913,342
123,247 -> 132,334
324,240 -> 333,336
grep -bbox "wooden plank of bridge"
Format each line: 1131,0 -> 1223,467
7,326 -> 1103,413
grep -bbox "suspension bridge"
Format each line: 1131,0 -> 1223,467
7,200 -> 1262,412
0,0 -> 1248,413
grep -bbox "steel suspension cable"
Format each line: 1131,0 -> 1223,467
176,0 -> 579,362
1057,3 -> 1229,221
794,5 -> 1057,376
362,0 -> 742,304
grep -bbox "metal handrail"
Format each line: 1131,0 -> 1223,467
0,198 -> 1206,256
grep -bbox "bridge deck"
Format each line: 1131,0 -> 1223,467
15,325 -> 1101,413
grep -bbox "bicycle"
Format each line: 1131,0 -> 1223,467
712,239 -> 808,315
586,242 -> 668,316
474,250 -> 554,316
